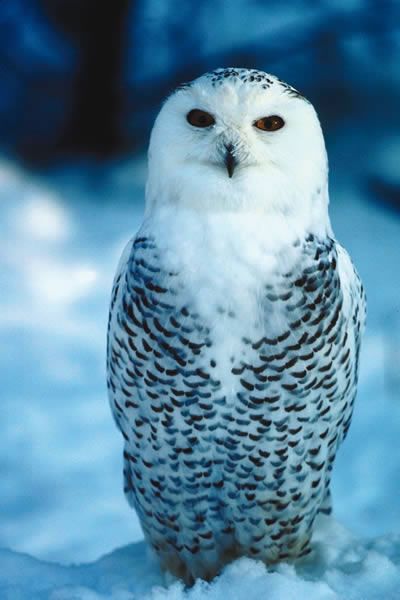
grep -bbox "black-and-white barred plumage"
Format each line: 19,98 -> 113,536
107,232 -> 365,581
107,68 -> 366,583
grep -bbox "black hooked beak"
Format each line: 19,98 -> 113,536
224,143 -> 237,178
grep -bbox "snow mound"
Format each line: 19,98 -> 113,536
1,518 -> 399,600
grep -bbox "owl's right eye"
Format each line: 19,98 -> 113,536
186,109 -> 215,128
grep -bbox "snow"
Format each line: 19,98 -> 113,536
1,517 -> 400,599
1,130 -> 400,597
0,158 -> 146,564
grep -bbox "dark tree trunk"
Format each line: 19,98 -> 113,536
42,0 -> 132,157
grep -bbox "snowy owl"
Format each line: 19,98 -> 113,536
107,68 -> 366,583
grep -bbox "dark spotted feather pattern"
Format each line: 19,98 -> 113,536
107,233 -> 365,583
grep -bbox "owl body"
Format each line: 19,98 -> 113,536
107,69 -> 365,583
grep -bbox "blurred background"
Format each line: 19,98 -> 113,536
1,0 -> 400,566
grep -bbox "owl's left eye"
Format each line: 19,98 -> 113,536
253,115 -> 285,131
186,109 -> 215,128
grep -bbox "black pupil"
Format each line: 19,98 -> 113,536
265,117 -> 279,129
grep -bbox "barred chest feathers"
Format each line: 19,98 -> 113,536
145,208 -> 330,398
107,206 -> 364,583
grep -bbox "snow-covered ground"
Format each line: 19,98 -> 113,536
0,158 -> 146,564
1,134 -> 400,597
1,518 -> 400,599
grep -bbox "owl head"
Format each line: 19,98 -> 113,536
146,68 -> 329,225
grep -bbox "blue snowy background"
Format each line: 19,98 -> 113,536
1,1 -> 400,598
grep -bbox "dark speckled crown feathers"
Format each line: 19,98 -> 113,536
177,67 -> 308,102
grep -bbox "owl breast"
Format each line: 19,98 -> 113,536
107,230 -> 363,583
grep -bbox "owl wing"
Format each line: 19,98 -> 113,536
336,242 -> 366,363
106,234 -> 220,545
335,241 -> 366,437
322,240 -> 365,512
106,236 -> 134,431
319,242 -> 366,513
